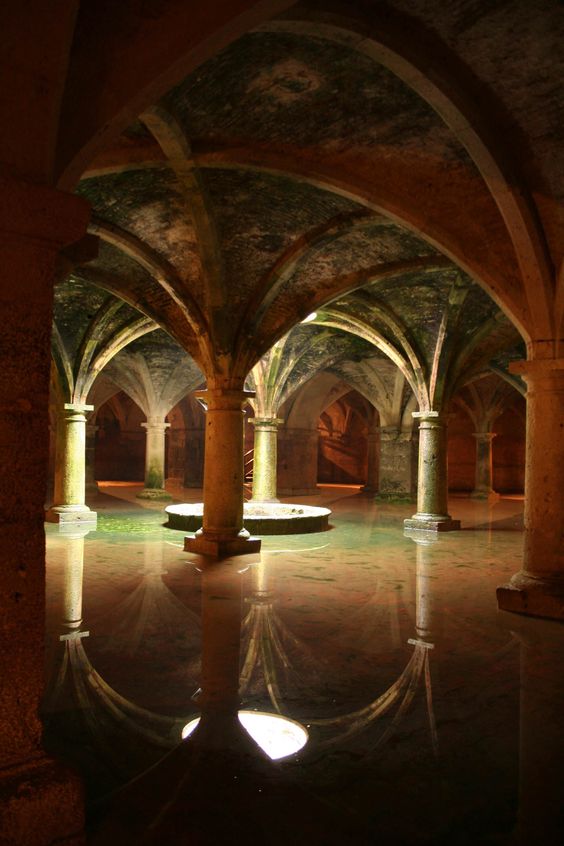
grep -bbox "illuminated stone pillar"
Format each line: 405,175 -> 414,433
471,432 -> 499,500
497,359 -> 564,619
404,411 -> 460,532
0,175 -> 87,846
84,421 -> 98,496
376,427 -> 415,501
137,416 -> 172,500
185,389 -> 260,557
45,403 -> 97,524
251,417 -> 282,502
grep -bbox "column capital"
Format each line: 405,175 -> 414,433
195,388 -> 255,412
0,175 -> 90,247
250,417 -> 284,429
472,431 -> 497,441
63,402 -> 93,415
509,358 -> 564,382
142,418 -> 171,432
412,410 -> 447,427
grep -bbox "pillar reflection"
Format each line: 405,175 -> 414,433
43,529 -> 185,792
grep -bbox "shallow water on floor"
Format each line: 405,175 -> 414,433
43,487 -> 564,845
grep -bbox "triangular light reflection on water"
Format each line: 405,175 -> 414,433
181,710 -> 309,760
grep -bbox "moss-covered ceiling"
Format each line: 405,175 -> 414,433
69,2 -> 534,394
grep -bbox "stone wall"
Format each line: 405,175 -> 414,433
493,405 -> 526,493
277,427 -> 319,496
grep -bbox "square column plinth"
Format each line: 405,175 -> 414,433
404,515 -> 461,533
497,574 -> 564,621
45,505 -> 97,525
184,530 -> 261,558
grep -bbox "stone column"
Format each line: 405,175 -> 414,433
362,427 -> 379,493
137,416 -> 172,500
84,421 -> 99,497
497,359 -> 564,619
404,411 -> 460,532
0,176 -> 88,845
251,417 -> 283,502
277,427 -> 319,496
45,403 -> 97,524
471,432 -> 499,500
376,427 -> 415,502
183,427 -> 205,488
185,389 -> 260,557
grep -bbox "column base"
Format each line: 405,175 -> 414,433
497,571 -> 564,620
45,506 -> 97,525
0,755 -> 84,846
470,489 -> 500,501
404,513 -> 461,533
136,488 -> 173,501
375,491 -> 414,504
184,528 -> 261,558
277,487 -> 318,497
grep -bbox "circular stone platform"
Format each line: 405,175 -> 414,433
165,502 -> 331,535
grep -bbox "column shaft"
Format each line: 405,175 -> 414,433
251,418 -> 282,502
0,176 -> 88,845
185,389 -> 260,556
46,403 -> 96,523
404,411 -> 460,532
497,359 -> 564,619
137,417 -> 171,500
376,428 -> 415,501
471,432 -> 498,499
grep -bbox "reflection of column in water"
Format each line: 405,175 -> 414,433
240,551 -> 321,716
197,562 -> 244,719
406,530 -> 439,755
409,532 -> 437,645
59,525 -> 90,636
515,622 -> 564,845
250,553 -> 272,601
45,526 -> 91,708
45,527 -> 187,783
101,540 -> 201,661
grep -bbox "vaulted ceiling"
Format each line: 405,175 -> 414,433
29,1 -> 561,397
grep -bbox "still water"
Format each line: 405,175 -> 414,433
43,486 -> 564,844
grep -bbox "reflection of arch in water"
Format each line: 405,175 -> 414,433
95,540 -> 201,664
310,637 -> 437,757
43,528 -> 188,790
240,553 -> 323,715
307,532 -> 441,757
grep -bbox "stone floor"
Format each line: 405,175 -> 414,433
43,485 -> 564,845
